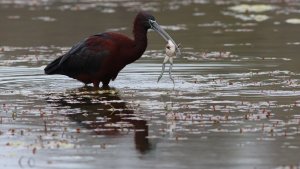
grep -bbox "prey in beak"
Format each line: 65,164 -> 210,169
157,40 -> 177,85
149,20 -> 181,56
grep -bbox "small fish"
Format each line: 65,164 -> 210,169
157,40 -> 177,84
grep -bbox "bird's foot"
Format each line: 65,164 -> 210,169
101,84 -> 110,90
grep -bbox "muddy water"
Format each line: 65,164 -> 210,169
1,1 -> 300,169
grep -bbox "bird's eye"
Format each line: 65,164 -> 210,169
148,19 -> 156,28
149,19 -> 155,23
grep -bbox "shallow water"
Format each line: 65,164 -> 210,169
1,0 -> 300,169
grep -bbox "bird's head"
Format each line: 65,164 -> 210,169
135,11 -> 181,55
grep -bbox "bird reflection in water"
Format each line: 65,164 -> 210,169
46,87 -> 151,153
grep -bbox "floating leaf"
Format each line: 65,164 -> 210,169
229,4 -> 277,13
286,18 -> 300,24
223,11 -> 270,22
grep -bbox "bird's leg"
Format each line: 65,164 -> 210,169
168,57 -> 175,85
93,81 -> 100,89
101,80 -> 110,89
157,56 -> 170,82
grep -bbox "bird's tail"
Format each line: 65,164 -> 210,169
44,56 -> 62,75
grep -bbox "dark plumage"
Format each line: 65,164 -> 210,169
45,11 -> 180,88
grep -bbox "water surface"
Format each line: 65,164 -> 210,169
1,1 -> 300,169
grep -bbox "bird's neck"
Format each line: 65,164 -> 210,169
130,24 -> 148,62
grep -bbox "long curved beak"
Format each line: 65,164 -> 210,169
150,20 -> 181,55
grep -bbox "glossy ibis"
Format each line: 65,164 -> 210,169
44,11 -> 180,88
